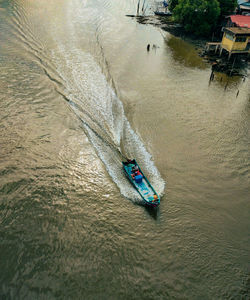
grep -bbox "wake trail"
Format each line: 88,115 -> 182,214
49,0 -> 165,201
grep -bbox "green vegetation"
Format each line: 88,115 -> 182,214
169,0 -> 238,36
169,0 -> 178,11
173,0 -> 220,36
217,0 -> 237,17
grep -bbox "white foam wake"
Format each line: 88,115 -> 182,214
50,0 -> 165,201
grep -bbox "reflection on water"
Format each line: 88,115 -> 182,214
212,71 -> 245,87
165,35 -> 207,69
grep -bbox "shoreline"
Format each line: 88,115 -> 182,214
128,15 -> 249,77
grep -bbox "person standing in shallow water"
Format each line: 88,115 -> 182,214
147,44 -> 150,51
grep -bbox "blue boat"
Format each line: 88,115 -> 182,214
122,159 -> 160,207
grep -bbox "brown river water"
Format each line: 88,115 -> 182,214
0,0 -> 249,299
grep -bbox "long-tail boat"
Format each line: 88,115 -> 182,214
122,159 -> 160,207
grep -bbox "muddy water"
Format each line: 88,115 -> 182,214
0,0 -> 249,299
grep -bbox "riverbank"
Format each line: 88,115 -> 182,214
129,15 -> 249,77
130,15 -> 207,47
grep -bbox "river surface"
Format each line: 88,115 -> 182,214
0,0 -> 249,299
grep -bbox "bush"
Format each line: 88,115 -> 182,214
169,0 -> 179,11
217,0 -> 237,17
173,0 -> 221,36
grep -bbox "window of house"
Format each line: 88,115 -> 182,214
225,33 -> 234,41
235,36 -> 247,42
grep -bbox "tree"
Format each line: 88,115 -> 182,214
173,0 -> 221,36
169,0 -> 179,11
217,0 -> 237,17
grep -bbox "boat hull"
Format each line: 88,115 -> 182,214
154,11 -> 172,16
122,160 -> 160,207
